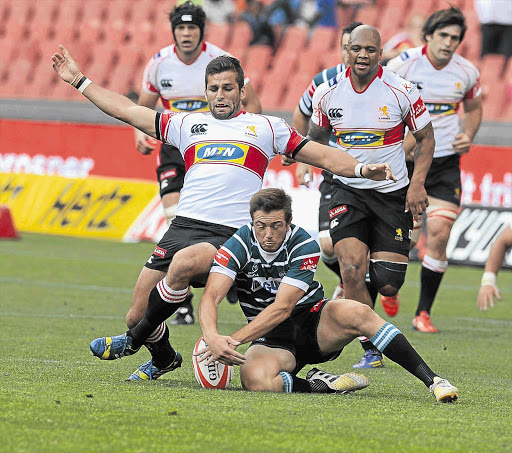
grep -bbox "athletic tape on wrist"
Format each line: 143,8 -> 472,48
355,163 -> 365,178
481,271 -> 496,287
78,78 -> 93,94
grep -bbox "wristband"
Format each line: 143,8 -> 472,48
70,72 -> 84,87
355,163 -> 365,178
77,78 -> 93,94
481,271 -> 496,287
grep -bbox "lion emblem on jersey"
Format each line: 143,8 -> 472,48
378,106 -> 390,121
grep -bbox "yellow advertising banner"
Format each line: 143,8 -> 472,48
0,173 -> 158,240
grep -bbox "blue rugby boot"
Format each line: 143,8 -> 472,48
127,352 -> 183,381
352,348 -> 385,369
90,333 -> 140,360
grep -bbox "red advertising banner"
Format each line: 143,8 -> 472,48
0,119 -> 156,180
461,145 -> 512,207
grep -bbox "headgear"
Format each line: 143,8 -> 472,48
170,2 -> 206,42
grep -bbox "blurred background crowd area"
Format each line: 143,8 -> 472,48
1,0 -> 511,120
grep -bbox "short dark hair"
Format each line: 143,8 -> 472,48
205,55 -> 245,89
250,188 -> 293,223
422,6 -> 466,43
343,21 -> 363,37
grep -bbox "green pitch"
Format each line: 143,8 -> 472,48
1,234 -> 510,453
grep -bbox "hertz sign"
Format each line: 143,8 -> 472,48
0,173 -> 158,240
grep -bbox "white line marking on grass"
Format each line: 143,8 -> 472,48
0,311 -> 123,320
0,277 -> 133,293
0,358 -> 92,365
456,317 -> 512,325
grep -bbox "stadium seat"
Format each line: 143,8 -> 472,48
307,27 -> 337,54
77,18 -> 104,45
377,6 -> 404,41
104,19 -> 131,47
205,23 -> 231,50
243,45 -> 273,92
354,5 -> 380,28
128,21 -> 157,51
226,21 -> 252,62
322,50 -> 342,70
282,71 -> 317,111
276,26 -> 309,56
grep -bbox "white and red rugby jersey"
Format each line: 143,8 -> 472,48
387,45 -> 481,159
142,42 -> 229,113
311,65 -> 431,192
155,111 -> 306,228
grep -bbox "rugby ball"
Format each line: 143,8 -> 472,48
192,337 -> 234,389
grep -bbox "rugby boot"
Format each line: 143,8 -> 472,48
306,368 -> 370,394
381,293 -> 399,317
90,333 -> 140,360
412,311 -> 438,333
127,352 -> 183,381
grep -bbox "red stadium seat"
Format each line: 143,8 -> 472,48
226,21 -> 252,62
354,6 -> 380,28
281,71 -> 317,111
307,26 -> 337,54
276,25 -> 308,55
244,45 -> 273,92
205,23 -> 231,50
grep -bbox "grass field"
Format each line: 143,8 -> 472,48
1,233 -> 511,453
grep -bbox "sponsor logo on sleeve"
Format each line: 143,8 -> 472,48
153,246 -> 167,258
160,169 -> 177,180
300,256 -> 320,271
413,98 -> 427,117
215,249 -> 231,266
310,299 -> 325,312
329,205 -> 347,219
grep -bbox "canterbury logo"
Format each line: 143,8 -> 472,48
161,79 -> 173,88
191,124 -> 208,134
328,108 -> 343,119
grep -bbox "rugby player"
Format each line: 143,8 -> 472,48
308,25 -> 435,368
135,1 -> 261,326
196,188 -> 458,403
387,6 -> 482,332
52,47 -> 396,381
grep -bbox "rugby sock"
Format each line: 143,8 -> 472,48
144,324 -> 177,369
321,252 -> 341,278
415,255 -> 448,315
358,336 -> 381,354
128,280 -> 188,348
279,372 -> 312,393
371,322 -> 436,387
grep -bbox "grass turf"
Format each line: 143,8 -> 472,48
0,233 -> 511,453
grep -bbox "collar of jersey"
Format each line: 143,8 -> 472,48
251,227 -> 292,263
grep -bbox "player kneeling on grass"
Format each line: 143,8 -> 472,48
196,188 -> 458,402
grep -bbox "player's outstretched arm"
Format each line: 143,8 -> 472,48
197,273 -> 244,366
52,45 -> 157,138
298,123 -> 396,182
477,225 -> 512,310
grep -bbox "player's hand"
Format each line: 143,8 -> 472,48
296,162 -> 314,187
51,45 -> 80,84
477,284 -> 501,311
196,334 -> 245,366
363,163 -> 397,183
280,155 -> 296,167
405,181 -> 428,222
452,132 -> 472,155
135,129 -> 158,155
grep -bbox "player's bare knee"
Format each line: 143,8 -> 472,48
340,262 -> 365,285
240,367 -> 272,392
369,259 -> 407,295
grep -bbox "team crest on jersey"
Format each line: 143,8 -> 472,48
455,82 -> 462,92
336,131 -> 384,147
394,228 -> 404,242
245,125 -> 258,138
300,256 -> 319,271
378,106 -> 390,121
170,99 -> 209,112
426,102 -> 457,116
